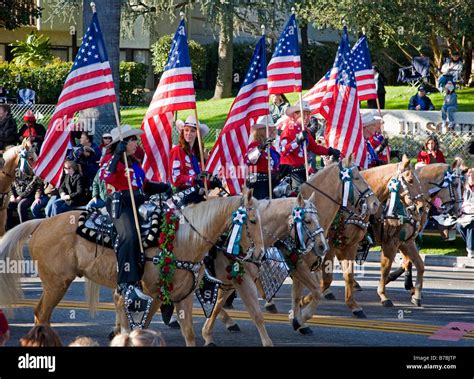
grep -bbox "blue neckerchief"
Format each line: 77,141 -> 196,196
269,148 -> 280,170
366,141 -> 378,163
131,162 -> 145,189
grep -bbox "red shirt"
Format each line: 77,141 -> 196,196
279,119 -> 329,166
245,142 -> 280,174
100,154 -> 145,193
368,132 -> 390,163
169,145 -> 202,189
417,150 -> 446,165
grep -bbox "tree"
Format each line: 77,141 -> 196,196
11,32 -> 54,66
297,0 -> 474,82
0,0 -> 41,30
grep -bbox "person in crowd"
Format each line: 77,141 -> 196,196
17,84 -> 36,106
0,309 -> 10,346
279,100 -> 340,190
0,104 -> 19,152
441,80 -> 458,130
86,170 -> 107,210
416,135 -> 446,165
99,133 -> 113,157
367,64 -> 386,109
408,86 -> 435,111
270,93 -> 290,124
363,113 -> 390,167
245,115 -> 280,200
110,329 -> 165,347
68,132 -> 101,189
18,110 -> 46,154
438,51 -> 463,91
100,124 -> 171,329
7,151 -> 42,229
457,168 -> 474,259
20,324 -> 63,347
46,160 -> 88,217
31,182 -> 59,219
68,336 -> 100,347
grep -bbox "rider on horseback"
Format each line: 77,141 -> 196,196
101,125 -> 171,327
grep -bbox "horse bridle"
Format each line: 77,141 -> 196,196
145,196 -> 262,303
427,169 -> 464,217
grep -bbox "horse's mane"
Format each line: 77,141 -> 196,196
178,196 -> 242,247
2,145 -> 21,162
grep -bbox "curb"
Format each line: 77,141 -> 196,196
364,250 -> 474,268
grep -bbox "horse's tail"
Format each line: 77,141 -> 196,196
85,279 -> 100,318
0,218 -> 43,309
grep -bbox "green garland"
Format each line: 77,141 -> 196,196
283,248 -> 301,272
330,210 -> 347,248
226,258 -> 245,285
156,210 -> 179,305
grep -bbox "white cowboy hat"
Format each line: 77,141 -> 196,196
285,100 -> 311,117
106,124 -> 144,147
176,115 -> 210,137
252,115 -> 275,130
361,111 -> 383,127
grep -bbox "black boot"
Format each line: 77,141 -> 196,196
386,266 -> 404,284
160,304 -> 175,325
404,267 -> 414,290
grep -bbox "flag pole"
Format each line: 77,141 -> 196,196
91,2 -> 144,256
180,12 -> 209,194
362,27 -> 383,119
294,8 -> 310,181
261,24 -> 273,199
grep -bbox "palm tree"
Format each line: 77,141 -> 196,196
83,0 -> 121,132
11,32 -> 54,66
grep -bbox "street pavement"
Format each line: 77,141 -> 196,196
4,258 -> 474,348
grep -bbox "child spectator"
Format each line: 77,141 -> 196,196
69,336 -> 100,347
441,80 -> 458,130
110,329 -> 165,347
20,324 -> 62,347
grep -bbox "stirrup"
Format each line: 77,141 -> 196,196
204,268 -> 223,285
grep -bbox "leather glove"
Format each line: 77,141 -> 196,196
209,176 -> 223,190
109,141 -> 128,173
327,146 -> 341,160
258,138 -> 275,151
146,181 -> 172,196
295,130 -> 308,145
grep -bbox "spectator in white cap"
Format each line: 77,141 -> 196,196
279,100 -> 340,189
245,115 -> 280,200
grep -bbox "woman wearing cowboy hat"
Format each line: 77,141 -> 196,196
245,115 -> 280,199
362,112 -> 390,168
100,125 -> 171,320
169,115 -> 221,201
279,100 -> 340,189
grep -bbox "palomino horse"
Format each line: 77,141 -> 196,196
319,156 -> 424,316
216,154 -> 380,334
201,193 -> 327,346
0,191 -> 265,346
393,159 -> 468,298
0,139 -> 34,236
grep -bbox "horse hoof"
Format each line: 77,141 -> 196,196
227,324 -> 241,332
168,320 -> 180,329
206,342 -> 217,347
411,297 -> 422,307
264,304 -> 278,314
324,293 -> 336,301
298,327 -> 314,336
292,318 -> 301,331
382,300 -> 394,307
352,310 -> 367,319
353,283 -> 363,291
108,330 -> 117,341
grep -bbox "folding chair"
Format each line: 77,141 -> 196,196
397,56 -> 430,92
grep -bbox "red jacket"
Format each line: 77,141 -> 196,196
417,150 -> 446,165
368,132 -> 390,163
279,119 -> 329,166
100,154 -> 145,194
169,145 -> 202,189
245,142 -> 280,174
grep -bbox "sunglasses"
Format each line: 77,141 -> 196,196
64,166 -> 73,170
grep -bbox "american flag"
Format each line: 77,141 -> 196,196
304,70 -> 331,118
33,13 -> 116,186
351,35 -> 377,101
206,36 -> 269,195
141,19 -> 196,181
322,27 -> 366,166
267,14 -> 301,95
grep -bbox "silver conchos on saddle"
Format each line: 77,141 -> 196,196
259,247 -> 289,302
123,285 -> 153,330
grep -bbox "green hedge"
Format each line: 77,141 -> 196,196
0,60 -> 147,105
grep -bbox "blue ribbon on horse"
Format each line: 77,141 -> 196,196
226,207 -> 248,256
386,178 -> 405,217
339,167 -> 354,207
292,206 -> 306,250
442,169 -> 455,188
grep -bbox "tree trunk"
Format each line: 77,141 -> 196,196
213,4 -> 233,100
430,30 -> 443,79
83,0 -> 120,137
300,23 -> 308,51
